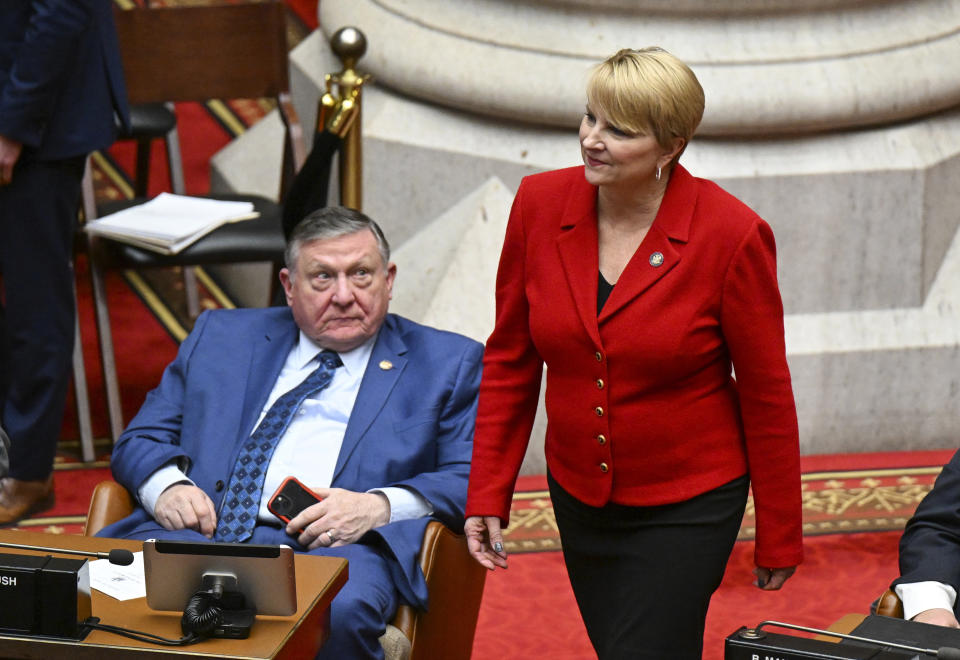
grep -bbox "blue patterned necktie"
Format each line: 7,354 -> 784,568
214,350 -> 342,542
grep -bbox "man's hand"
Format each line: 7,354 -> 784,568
465,515 -> 509,570
0,135 -> 23,186
753,565 -> 797,590
913,607 -> 960,628
154,484 -> 217,538
287,488 -> 391,550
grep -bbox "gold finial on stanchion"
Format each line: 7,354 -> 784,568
318,26 -> 370,211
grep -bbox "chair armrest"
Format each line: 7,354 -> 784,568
876,588 -> 905,618
84,480 -> 136,536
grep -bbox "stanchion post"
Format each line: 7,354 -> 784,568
318,27 -> 369,211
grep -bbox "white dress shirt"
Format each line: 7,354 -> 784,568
139,330 -> 432,526
895,580 -> 958,620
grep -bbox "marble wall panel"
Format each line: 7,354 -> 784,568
922,152 -> 960,297
719,170 -> 925,314
789,345 -> 960,454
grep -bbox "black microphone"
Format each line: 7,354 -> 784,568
0,540 -> 135,566
742,620 -> 960,659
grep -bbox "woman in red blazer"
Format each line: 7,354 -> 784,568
465,47 -> 803,658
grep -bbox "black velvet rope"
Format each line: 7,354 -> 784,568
282,130 -> 343,239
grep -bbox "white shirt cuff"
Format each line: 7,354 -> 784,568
895,581 -> 958,621
370,487 -> 433,523
138,464 -> 194,517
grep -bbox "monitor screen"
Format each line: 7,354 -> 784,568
142,539 -> 297,616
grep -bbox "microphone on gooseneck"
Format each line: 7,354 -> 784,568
738,620 -> 960,659
105,548 -> 137,566
0,540 -> 135,566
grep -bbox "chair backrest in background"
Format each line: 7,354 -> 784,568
111,0 -> 303,198
113,1 -> 289,105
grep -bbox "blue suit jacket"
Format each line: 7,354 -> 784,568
98,309 -> 484,609
0,0 -> 129,160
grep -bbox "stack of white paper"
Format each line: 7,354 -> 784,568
89,552 -> 146,601
84,193 -> 259,255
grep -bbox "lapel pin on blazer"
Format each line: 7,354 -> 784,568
379,360 -> 394,370
649,251 -> 665,267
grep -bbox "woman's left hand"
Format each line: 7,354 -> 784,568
753,565 -> 796,590
465,515 -> 509,570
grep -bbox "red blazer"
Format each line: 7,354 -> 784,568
465,165 -> 803,568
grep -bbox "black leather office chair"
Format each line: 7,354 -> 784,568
122,103 -> 182,199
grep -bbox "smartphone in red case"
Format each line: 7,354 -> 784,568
267,476 -> 322,525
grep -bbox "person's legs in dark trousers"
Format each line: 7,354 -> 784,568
0,155 -> 85,520
549,472 -> 748,660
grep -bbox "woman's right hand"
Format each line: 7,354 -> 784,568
465,515 -> 509,570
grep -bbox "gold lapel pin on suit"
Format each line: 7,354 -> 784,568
379,360 -> 393,370
649,252 -> 664,267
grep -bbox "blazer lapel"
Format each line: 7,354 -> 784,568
238,312 -> 298,442
331,318 -> 408,483
598,165 -> 697,323
556,180 -> 603,347
597,225 -> 681,322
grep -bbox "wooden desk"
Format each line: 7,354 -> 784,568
0,530 -> 347,659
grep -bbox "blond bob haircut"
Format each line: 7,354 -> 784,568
587,47 -> 704,160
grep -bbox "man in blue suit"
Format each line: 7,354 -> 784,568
98,207 -> 484,659
0,0 -> 130,522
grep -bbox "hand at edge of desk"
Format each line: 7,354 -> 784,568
155,483 -> 217,538
913,607 -> 960,628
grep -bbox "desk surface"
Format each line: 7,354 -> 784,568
0,530 -> 348,660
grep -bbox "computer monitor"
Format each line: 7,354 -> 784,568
142,540 -> 297,616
